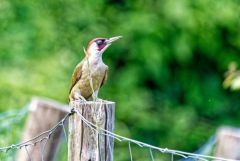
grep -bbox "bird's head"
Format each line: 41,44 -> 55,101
86,36 -> 122,57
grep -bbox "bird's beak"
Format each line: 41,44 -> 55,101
106,36 -> 122,44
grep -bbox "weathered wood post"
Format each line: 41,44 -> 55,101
16,97 -> 69,161
214,126 -> 240,160
68,101 -> 115,161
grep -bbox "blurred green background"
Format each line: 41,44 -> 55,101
0,0 -> 240,160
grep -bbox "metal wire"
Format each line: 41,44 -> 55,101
0,111 -> 71,153
0,105 -> 28,130
24,146 -> 32,161
128,142 -> 133,161
0,105 -> 28,121
72,106 -> 240,161
61,122 -> 68,143
0,106 -> 239,161
149,148 -> 155,161
171,153 -> 174,161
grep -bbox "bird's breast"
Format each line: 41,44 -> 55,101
80,62 -> 107,88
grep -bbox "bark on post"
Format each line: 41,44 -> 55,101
68,101 -> 115,161
16,97 -> 69,161
214,126 -> 240,160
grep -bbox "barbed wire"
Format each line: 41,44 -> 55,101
71,106 -> 240,161
0,105 -> 29,154
0,110 -> 71,154
0,105 -> 28,127
0,105 -> 239,161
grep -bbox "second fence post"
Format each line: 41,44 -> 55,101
214,126 -> 240,160
16,97 -> 69,161
68,101 -> 115,161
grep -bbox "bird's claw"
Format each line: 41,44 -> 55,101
94,98 -> 104,102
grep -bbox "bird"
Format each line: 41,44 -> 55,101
69,36 -> 122,102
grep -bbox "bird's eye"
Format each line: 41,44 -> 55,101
96,39 -> 105,46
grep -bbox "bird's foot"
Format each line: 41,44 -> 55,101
74,93 -> 87,102
90,96 -> 104,103
95,98 -> 104,102
79,95 -> 87,101
70,94 -> 87,107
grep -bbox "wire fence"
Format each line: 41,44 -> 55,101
0,106 -> 28,144
0,105 -> 28,130
0,105 -> 239,161
0,107 -> 70,161
71,106 -> 239,161
0,105 -> 29,161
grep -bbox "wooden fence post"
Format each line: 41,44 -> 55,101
16,97 -> 69,161
214,126 -> 240,160
68,101 -> 115,161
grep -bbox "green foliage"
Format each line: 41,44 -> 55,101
0,0 -> 240,160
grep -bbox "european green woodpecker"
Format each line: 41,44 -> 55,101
69,36 -> 122,101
